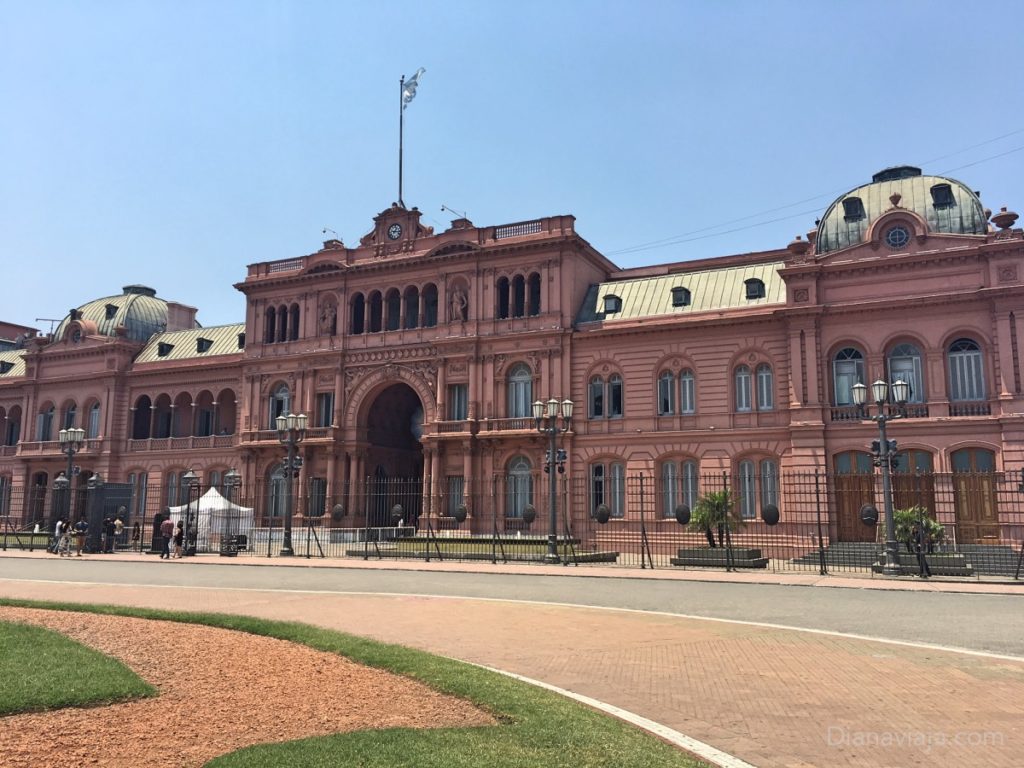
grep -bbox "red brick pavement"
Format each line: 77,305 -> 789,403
1,554 -> 1021,768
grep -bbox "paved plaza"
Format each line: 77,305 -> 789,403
1,551 -> 1021,767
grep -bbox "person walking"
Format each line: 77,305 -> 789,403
172,521 -> 184,559
58,521 -> 73,557
103,517 -> 117,553
131,521 -> 141,550
51,518 -> 65,554
73,517 -> 88,556
159,514 -> 174,559
912,523 -> 932,578
114,516 -> 124,549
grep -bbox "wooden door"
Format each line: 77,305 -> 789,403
833,451 -> 876,542
893,450 -> 935,514
951,448 -> 999,542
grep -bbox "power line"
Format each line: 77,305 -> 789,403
605,132 -> 1024,258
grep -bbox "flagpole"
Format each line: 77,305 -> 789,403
398,75 -> 405,208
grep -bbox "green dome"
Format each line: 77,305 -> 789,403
54,285 -> 175,343
816,166 -> 987,254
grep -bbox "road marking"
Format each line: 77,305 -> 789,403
3,577 -> 1023,663
461,660 -> 757,768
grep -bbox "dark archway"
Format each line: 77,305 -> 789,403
365,383 -> 424,526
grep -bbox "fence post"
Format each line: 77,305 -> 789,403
815,472 -> 827,575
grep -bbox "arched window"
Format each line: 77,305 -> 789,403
507,364 -> 532,418
385,289 -> 401,331
744,278 -> 766,300
268,465 -> 287,518
87,403 -> 101,439
589,376 -> 604,418
165,471 -> 179,507
288,304 -> 300,341
277,304 -> 288,342
368,292 -> 383,333
422,284 -> 438,327
735,366 -> 752,412
37,406 -> 55,441
264,306 -> 276,343
948,339 -> 985,401
590,462 -> 625,519
403,287 -> 420,329
658,371 -> 676,415
5,406 -> 21,446
680,370 -> 696,414
661,459 -> 699,517
527,273 -> 541,316
738,458 -> 778,519
512,275 -> 526,317
833,347 -> 865,406
756,364 -> 774,410
350,294 -> 365,335
268,385 -> 290,428
62,403 -> 77,429
887,343 -> 924,403
738,460 -> 756,519
496,276 -> 510,319
505,456 -> 533,518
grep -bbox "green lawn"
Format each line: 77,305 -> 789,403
0,599 -> 707,768
0,619 -> 155,715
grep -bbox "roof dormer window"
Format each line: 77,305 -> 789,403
104,303 -> 118,320
237,332 -> 246,349
744,278 -> 766,300
930,183 -> 956,209
0,361 -> 13,374
157,342 -> 174,357
603,294 -> 622,314
196,337 -> 213,353
671,286 -> 691,307
842,196 -> 865,221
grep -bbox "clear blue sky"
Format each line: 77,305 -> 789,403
3,1 -> 1022,330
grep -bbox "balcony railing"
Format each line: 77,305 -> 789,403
436,420 -> 472,434
950,401 -> 992,417
831,403 -> 932,422
0,445 -> 16,457
14,439 -> 102,456
127,435 -> 238,452
241,427 -> 333,443
479,417 -> 535,433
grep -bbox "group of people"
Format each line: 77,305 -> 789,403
50,516 -> 141,556
158,514 -> 185,559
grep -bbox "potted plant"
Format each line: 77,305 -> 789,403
687,489 -> 743,548
893,506 -> 945,553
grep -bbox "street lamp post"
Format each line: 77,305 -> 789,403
53,427 -> 85,530
533,397 -> 573,564
852,379 -> 910,576
276,412 -> 307,557
182,468 -> 200,556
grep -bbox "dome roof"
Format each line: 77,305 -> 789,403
815,166 -> 987,254
54,285 -> 177,343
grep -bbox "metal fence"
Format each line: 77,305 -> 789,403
2,471 -> 1022,578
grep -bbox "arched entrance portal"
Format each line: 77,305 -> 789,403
365,383 -> 424,527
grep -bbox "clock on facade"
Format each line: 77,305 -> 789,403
387,223 -> 403,240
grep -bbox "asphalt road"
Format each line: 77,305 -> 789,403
2,557 -> 1021,657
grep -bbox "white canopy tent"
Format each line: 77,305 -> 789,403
168,486 -> 254,552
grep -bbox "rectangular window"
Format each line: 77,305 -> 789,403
446,475 -> 465,516
447,384 -> 468,421
315,392 -> 334,428
87,405 -> 101,439
680,372 -> 695,414
760,461 -> 779,511
307,477 -> 327,517
658,375 -> 675,415
589,378 -> 604,418
738,462 -> 756,519
609,377 -> 623,417
610,464 -> 626,518
590,465 -> 605,511
757,366 -> 774,410
735,369 -> 752,412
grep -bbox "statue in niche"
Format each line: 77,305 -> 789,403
448,286 -> 468,323
319,303 -> 337,336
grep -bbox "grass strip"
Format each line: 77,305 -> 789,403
0,619 -> 156,715
0,598 -> 707,768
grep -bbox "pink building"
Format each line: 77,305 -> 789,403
1,166 -> 1022,564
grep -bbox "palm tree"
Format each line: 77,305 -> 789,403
687,489 -> 743,548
